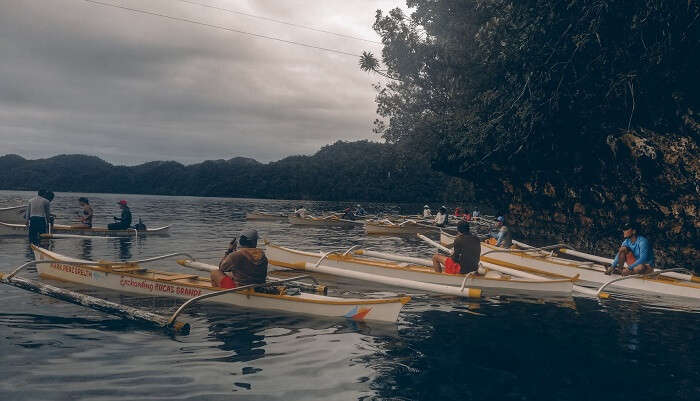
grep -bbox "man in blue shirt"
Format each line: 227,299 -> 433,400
607,223 -> 655,276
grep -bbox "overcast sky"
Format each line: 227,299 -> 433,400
0,0 -> 403,165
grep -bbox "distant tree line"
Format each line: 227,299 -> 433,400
0,141 -> 475,203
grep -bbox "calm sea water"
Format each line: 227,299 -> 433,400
0,190 -> 698,401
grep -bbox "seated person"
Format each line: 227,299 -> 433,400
211,229 -> 268,288
432,220 -> 481,274
493,216 -> 512,248
108,200 -> 132,230
423,205 -> 432,218
294,205 -> 307,217
76,197 -> 94,228
354,204 -> 367,216
607,223 -> 655,276
434,206 -> 449,227
341,208 -> 356,220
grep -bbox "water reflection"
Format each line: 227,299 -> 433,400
80,239 -> 93,260
115,237 -> 133,260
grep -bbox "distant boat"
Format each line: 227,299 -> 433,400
0,205 -> 27,224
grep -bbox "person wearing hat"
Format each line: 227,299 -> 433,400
607,223 -> 655,276
108,200 -> 132,230
494,216 -> 512,248
434,206 -> 449,227
211,229 -> 268,288
423,205 -> 432,218
432,220 -> 481,274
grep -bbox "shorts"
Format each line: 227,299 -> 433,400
624,251 -> 636,269
444,258 -> 461,274
220,275 -> 237,289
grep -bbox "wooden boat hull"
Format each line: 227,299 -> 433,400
288,215 -> 360,227
0,205 -> 26,224
0,221 -> 170,237
245,212 -> 288,221
365,221 -> 438,235
266,243 -> 573,294
479,243 -> 700,300
31,246 -> 408,322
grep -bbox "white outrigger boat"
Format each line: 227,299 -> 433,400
439,231 -> 700,300
265,243 -> 574,295
0,221 -> 170,237
31,246 -> 410,323
245,212 -> 288,221
288,215 -> 361,227
0,205 -> 27,224
365,220 -> 439,235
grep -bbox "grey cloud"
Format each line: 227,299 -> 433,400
0,0 -> 401,165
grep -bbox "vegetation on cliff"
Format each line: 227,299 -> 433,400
362,0 -> 699,268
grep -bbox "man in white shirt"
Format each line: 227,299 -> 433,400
26,189 -> 51,245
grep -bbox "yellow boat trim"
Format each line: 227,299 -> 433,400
32,246 -> 410,306
267,244 -> 575,284
482,243 -> 700,289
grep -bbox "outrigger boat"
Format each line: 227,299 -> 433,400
0,221 -> 170,237
365,220 -> 439,235
245,212 -> 288,221
0,205 -> 27,224
265,243 -> 574,295
31,246 -> 408,322
438,231 -> 700,300
288,215 -> 361,227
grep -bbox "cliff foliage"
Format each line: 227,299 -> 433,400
363,0 -> 699,268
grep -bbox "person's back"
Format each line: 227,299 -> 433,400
496,225 -> 512,248
220,247 -> 268,286
452,232 -> 481,274
27,195 -> 50,220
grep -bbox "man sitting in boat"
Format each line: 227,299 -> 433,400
76,197 -> 94,228
432,221 -> 480,274
606,223 -> 655,276
434,206 -> 449,227
341,208 -> 356,220
354,204 -> 367,216
494,216 -> 512,248
294,205 -> 307,217
210,229 -> 268,288
423,205 -> 432,218
25,189 -> 51,245
108,200 -> 132,230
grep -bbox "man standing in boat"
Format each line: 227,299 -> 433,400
211,229 -> 268,288
434,206 -> 449,227
432,221 -> 481,274
25,189 -> 51,245
607,223 -> 655,276
108,200 -> 132,230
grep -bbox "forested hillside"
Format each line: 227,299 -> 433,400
0,141 -> 474,203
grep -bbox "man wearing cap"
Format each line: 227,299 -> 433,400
607,223 -> 655,276
423,205 -> 432,218
494,216 -> 512,248
434,206 -> 449,227
433,220 -> 481,274
108,200 -> 132,230
211,229 -> 268,288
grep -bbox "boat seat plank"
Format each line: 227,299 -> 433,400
159,274 -> 199,281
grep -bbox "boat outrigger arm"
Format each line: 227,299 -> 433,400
1,259 -> 190,334
596,268 -> 695,296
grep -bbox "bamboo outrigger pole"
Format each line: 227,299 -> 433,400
0,260 -> 190,334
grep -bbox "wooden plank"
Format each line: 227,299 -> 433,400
159,274 -> 199,281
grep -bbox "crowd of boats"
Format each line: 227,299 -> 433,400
1,200 -> 698,334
